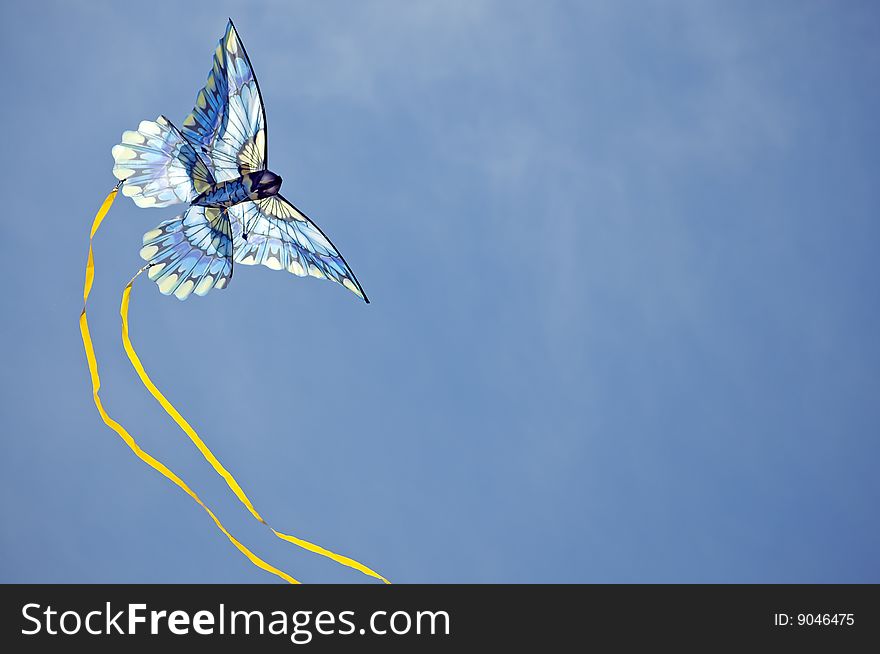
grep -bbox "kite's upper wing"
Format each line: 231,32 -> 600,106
229,195 -> 368,302
182,20 -> 267,183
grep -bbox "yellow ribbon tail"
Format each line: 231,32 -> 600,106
270,529 -> 390,584
80,185 -> 298,584
121,272 -> 390,585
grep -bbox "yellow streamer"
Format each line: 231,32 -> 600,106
122,268 -> 390,584
83,182 -> 387,583
80,184 -> 298,584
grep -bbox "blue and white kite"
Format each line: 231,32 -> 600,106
111,20 -> 368,302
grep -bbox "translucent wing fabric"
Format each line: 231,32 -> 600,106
112,116 -> 214,208
230,195 -> 368,302
140,206 -> 233,300
182,21 -> 266,182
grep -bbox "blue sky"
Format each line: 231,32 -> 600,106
1,0 -> 878,583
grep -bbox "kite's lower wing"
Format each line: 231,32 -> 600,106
229,195 -> 368,302
140,205 -> 233,300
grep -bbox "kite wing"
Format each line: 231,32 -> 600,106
112,116 -> 214,208
182,20 -> 267,182
139,205 -> 234,300
229,195 -> 368,302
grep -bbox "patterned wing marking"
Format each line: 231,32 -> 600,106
181,36 -> 229,175
181,20 -> 266,183
140,205 -> 233,300
112,116 -> 213,208
228,195 -> 368,302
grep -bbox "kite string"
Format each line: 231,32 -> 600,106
80,183 -> 299,584
121,271 -> 390,584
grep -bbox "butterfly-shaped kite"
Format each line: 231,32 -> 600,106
111,20 -> 368,302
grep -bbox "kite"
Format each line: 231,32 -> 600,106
79,20 -> 386,584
